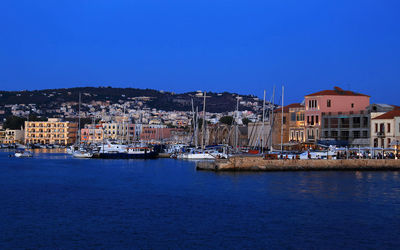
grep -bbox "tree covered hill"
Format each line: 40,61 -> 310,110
0,87 -> 262,113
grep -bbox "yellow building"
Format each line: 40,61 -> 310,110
101,122 -> 132,142
0,129 -> 24,144
0,130 -> 5,144
24,118 -> 78,145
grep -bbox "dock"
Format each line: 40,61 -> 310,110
196,156 -> 400,171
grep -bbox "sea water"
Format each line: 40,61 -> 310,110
1,151 -> 400,249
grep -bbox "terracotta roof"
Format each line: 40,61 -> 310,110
373,110 -> 400,120
392,105 -> 400,110
275,103 -> 303,113
305,86 -> 370,97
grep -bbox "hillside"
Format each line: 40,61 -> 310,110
0,87 -> 263,113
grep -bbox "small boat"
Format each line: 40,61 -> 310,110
72,150 -> 93,158
177,149 -> 227,160
95,146 -> 158,159
14,150 -> 33,158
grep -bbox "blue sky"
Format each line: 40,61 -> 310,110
1,0 -> 399,104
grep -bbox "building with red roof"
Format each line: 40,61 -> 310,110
304,87 -> 370,143
371,109 -> 400,148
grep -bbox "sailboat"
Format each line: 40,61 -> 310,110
177,92 -> 228,160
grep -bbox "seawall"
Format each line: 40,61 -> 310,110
196,156 -> 400,171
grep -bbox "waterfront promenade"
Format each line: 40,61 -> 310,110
197,156 -> 400,171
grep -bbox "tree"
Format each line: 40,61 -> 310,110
242,118 -> 251,126
4,116 -> 25,129
219,116 -> 234,125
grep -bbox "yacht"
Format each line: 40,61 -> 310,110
177,148 -> 228,160
95,146 -> 158,159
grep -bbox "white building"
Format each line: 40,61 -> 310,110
370,110 -> 400,148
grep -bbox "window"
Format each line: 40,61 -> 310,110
388,123 -> 391,133
388,138 -> 391,146
308,100 -> 312,109
291,113 -> 296,121
375,123 -> 378,133
363,117 -> 369,128
307,116 -> 310,124
327,99 -> 331,107
283,117 -> 286,124
311,116 -> 314,125
316,115 -> 319,124
351,103 -> 354,108
323,118 -> 329,128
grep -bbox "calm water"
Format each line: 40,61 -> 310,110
1,151 -> 400,249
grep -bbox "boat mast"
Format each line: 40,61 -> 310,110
280,85 -> 284,155
195,106 -> 199,148
201,91 -> 207,150
78,92 -> 81,145
269,86 -> 275,153
261,90 -> 266,154
235,96 -> 240,152
122,104 -> 125,144
191,98 -> 197,147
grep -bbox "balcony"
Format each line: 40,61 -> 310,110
377,131 -> 385,138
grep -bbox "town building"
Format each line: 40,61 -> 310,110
24,118 -> 78,145
247,121 -> 271,149
101,122 -> 132,142
272,103 -> 303,149
370,110 -> 400,148
288,103 -> 305,143
0,129 -> 25,144
304,87 -> 370,143
81,124 -> 104,144
320,110 -> 370,147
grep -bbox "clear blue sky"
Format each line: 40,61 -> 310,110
1,0 -> 399,104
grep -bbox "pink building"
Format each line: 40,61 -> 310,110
81,125 -> 104,143
139,127 -> 173,141
304,87 -> 370,142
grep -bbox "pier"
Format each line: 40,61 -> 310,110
196,156 -> 400,171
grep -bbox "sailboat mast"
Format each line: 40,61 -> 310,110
78,92 -> 81,145
195,106 -> 199,148
269,86 -> 275,153
261,90 -> 266,154
201,91 -> 207,150
235,96 -> 239,152
280,85 -> 284,155
122,104 -> 125,144
191,98 -> 196,147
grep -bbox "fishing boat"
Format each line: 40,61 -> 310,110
14,150 -> 33,158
